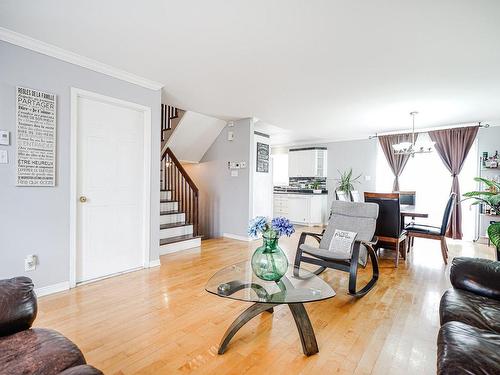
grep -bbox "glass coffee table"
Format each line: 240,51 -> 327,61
205,261 -> 335,356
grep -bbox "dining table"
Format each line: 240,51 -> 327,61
400,204 -> 429,221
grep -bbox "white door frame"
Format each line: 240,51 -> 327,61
69,88 -> 152,288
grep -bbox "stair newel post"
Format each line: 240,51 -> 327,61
195,191 -> 199,236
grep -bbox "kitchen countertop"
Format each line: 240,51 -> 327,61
274,189 -> 328,195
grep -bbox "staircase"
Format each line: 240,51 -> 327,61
159,146 -> 201,253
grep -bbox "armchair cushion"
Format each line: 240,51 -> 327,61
0,277 -> 37,337
450,257 -> 500,301
437,321 -> 500,375
0,328 -> 86,375
300,243 -> 351,262
440,289 -> 500,333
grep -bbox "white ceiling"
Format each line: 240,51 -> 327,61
2,0 -> 500,145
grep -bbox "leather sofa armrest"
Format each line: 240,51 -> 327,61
0,277 -> 37,336
450,257 -> 500,301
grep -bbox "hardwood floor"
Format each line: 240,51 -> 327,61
36,227 -> 495,374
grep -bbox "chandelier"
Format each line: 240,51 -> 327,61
392,111 -> 434,156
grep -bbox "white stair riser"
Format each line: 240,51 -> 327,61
161,201 -> 178,211
160,191 -> 171,200
159,237 -> 201,255
160,213 -> 185,225
160,225 -> 193,239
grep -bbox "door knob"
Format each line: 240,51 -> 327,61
79,196 -> 87,203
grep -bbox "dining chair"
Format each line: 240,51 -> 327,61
364,192 -> 407,267
351,190 -> 361,202
294,200 -> 379,296
336,191 -> 350,201
405,193 -> 456,265
397,190 -> 417,247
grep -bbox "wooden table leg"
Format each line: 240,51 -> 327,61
218,302 -> 275,354
288,303 -> 319,356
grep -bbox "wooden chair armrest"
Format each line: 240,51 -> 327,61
356,236 -> 378,247
298,231 -> 323,246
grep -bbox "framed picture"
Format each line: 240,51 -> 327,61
256,142 -> 269,173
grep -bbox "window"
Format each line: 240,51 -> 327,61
271,153 -> 289,186
376,132 -> 478,240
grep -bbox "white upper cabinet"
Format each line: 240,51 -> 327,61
288,148 -> 327,177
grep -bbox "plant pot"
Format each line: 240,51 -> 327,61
251,234 -> 288,281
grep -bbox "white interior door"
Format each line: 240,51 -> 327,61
76,96 -> 145,283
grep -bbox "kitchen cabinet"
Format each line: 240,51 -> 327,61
273,193 -> 327,226
288,148 -> 327,178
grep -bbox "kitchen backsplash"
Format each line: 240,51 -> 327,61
289,177 -> 327,189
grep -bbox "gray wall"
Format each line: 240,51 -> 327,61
326,138 -> 378,205
0,41 -> 161,289
185,118 -> 253,238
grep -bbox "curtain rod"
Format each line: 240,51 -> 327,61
369,121 -> 490,139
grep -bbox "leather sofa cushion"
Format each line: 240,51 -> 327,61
450,257 -> 500,301
0,328 -> 86,375
0,277 -> 37,336
438,321 -> 500,375
440,289 -> 500,333
59,365 -> 104,375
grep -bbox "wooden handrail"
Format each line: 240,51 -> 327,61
162,147 -> 199,195
161,147 -> 199,236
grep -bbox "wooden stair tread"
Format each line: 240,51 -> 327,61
160,234 -> 201,246
160,210 -> 182,215
160,222 -> 191,230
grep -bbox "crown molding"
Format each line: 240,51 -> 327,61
0,27 -> 164,91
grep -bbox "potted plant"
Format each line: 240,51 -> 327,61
248,216 -> 295,281
309,180 -> 322,194
463,177 -> 500,260
336,168 -> 361,199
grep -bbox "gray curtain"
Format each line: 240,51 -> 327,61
428,126 -> 479,240
378,133 -> 417,191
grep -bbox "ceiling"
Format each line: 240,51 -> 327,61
1,0 -> 500,145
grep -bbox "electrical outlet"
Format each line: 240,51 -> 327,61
24,255 -> 37,271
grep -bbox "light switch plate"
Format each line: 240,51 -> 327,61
0,130 -> 9,145
0,150 -> 8,164
231,170 -> 238,177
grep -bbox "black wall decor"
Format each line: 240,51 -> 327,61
256,142 -> 269,173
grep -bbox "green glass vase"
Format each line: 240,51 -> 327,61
251,234 -> 288,281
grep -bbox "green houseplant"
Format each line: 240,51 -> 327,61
336,168 -> 361,193
463,177 -> 500,258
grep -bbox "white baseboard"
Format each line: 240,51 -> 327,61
223,233 -> 254,242
35,281 -> 70,297
149,259 -> 161,267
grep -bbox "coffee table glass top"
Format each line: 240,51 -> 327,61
205,261 -> 336,304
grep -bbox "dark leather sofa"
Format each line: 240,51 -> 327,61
438,257 -> 500,374
0,277 -> 102,375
